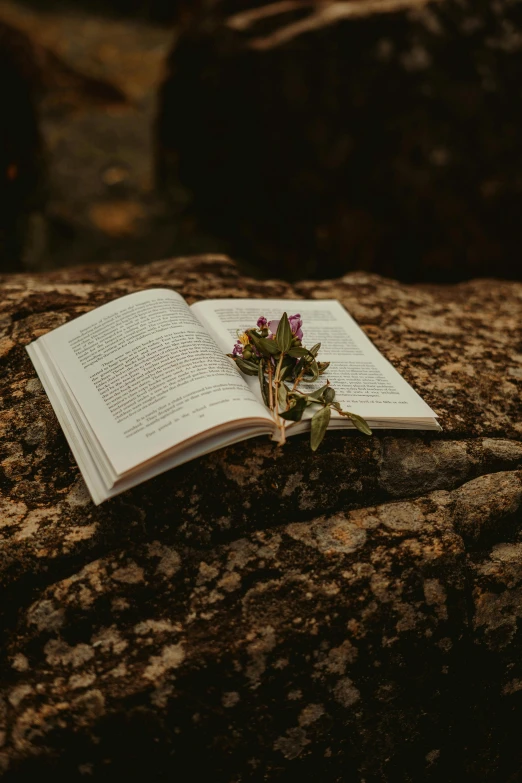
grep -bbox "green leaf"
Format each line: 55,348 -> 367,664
337,408 -> 372,436
279,364 -> 293,382
259,337 -> 281,356
275,312 -> 293,353
317,361 -> 330,375
286,390 -> 306,402
235,358 -> 259,376
324,386 -> 335,403
309,342 -> 321,357
304,360 -> 320,383
277,381 -> 288,412
310,405 -> 331,451
292,358 -> 305,379
307,383 -> 329,402
287,347 -> 312,359
347,413 -> 373,436
263,338 -> 281,356
258,360 -> 270,407
247,331 -> 280,357
280,396 -> 308,422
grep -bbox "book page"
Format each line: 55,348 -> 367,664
36,289 -> 272,476
191,298 -> 437,421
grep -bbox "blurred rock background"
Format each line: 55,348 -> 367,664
1,0 -> 522,281
0,0 -> 191,273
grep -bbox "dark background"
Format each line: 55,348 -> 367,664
2,0 -> 522,282
5,0 -> 179,21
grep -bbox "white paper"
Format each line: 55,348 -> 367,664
191,298 -> 438,421
34,289 -> 272,476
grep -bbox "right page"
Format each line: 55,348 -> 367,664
191,298 -> 439,426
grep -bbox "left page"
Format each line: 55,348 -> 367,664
28,289 -> 273,477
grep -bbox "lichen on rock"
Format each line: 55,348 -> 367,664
0,255 -> 521,781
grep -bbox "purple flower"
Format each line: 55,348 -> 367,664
257,316 -> 268,328
232,341 -> 243,357
268,313 -> 303,341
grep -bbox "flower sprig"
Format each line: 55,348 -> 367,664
228,313 -> 372,450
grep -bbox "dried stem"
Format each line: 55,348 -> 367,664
268,362 -> 274,411
273,352 -> 287,445
228,0 -> 440,51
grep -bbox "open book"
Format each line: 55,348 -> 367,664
26,289 -> 440,504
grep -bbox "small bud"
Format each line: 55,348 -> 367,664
243,349 -> 253,360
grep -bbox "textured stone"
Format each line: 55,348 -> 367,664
18,0 -> 180,20
0,256 -> 521,781
0,21 -> 44,272
453,471 -> 522,544
158,0 -> 522,282
0,0 -> 175,274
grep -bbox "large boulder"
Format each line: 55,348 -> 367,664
0,256 -> 522,781
9,1 -> 179,22
0,22 -> 44,272
0,1 -> 175,275
157,0 -> 522,282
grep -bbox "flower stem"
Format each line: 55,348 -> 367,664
290,369 -> 305,396
273,352 -> 286,446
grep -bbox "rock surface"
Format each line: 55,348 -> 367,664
0,20 -> 44,272
0,256 -> 522,781
0,0 -> 179,274
18,1 -> 180,22
158,0 -> 522,282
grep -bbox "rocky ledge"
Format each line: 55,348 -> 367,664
0,256 -> 521,782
